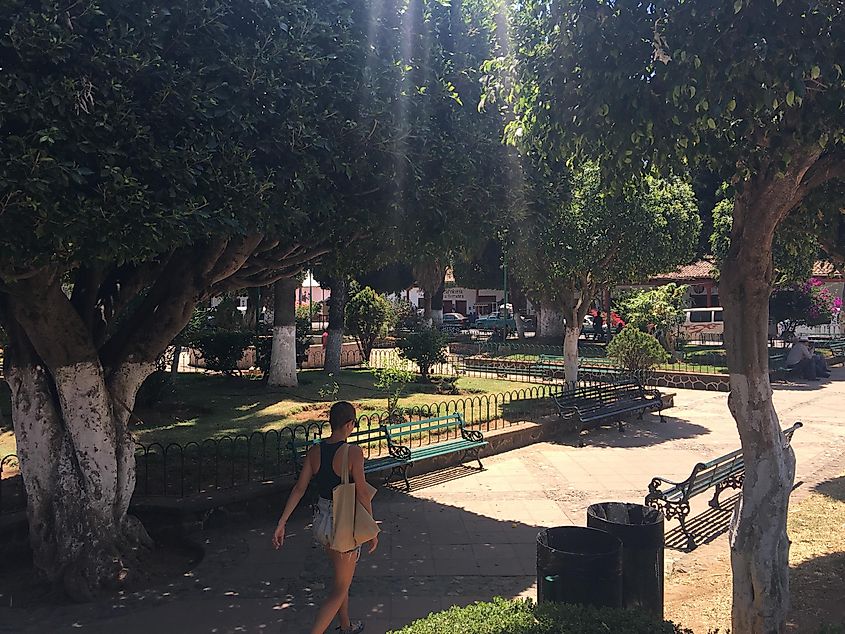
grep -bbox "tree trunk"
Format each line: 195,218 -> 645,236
244,287 -> 259,331
431,284 -> 444,326
268,278 -> 298,388
563,324 -> 580,386
723,188 -> 801,633
413,261 -> 445,326
4,335 -> 152,601
538,304 -> 565,339
170,345 -> 181,374
324,277 -> 348,374
515,313 -> 526,340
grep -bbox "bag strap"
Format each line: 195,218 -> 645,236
340,442 -> 350,485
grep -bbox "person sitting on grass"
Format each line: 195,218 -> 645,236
786,336 -> 830,380
272,401 -> 378,634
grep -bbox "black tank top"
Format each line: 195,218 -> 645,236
316,441 -> 345,499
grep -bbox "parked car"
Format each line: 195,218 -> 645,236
475,312 -> 516,330
441,312 -> 467,331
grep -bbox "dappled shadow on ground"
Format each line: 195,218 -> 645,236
549,412 -> 710,450
393,464 -> 485,491
664,493 -> 739,553
0,483 -> 546,633
787,551 -> 845,633
814,474 -> 845,503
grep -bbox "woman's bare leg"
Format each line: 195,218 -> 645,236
310,549 -> 358,634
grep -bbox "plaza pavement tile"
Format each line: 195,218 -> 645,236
3,370 -> 845,634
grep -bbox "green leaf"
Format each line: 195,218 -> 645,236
786,91 -> 795,106
734,0 -> 743,13
811,65 -> 820,79
707,118 -> 716,129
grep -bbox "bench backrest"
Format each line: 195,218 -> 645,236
553,379 -> 644,408
683,422 -> 802,497
289,425 -> 390,466
384,412 -> 466,445
686,448 -> 744,497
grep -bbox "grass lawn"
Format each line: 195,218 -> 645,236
131,370 -> 524,446
0,368 -> 549,457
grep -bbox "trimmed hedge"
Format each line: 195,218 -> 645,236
387,598 -> 692,634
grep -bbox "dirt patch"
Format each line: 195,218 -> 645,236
665,471 -> 845,633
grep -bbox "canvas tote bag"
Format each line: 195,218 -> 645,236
330,443 -> 380,552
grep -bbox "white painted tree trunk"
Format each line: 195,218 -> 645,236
728,372 -> 795,634
515,313 -> 526,339
269,278 -> 298,387
268,325 -> 297,387
563,325 -> 580,386
431,308 -> 443,325
7,359 -> 152,601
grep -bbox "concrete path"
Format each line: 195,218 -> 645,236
3,370 -> 845,634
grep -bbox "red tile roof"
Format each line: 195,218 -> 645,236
650,259 -> 717,282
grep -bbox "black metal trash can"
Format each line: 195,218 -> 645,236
587,502 -> 665,618
536,526 -> 623,608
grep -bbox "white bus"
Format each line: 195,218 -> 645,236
681,307 -> 724,337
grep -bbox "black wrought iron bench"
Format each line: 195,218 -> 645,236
645,421 -> 803,548
383,413 -> 487,490
551,379 -> 663,433
289,425 -> 410,487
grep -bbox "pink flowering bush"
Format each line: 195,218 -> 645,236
770,278 -> 842,336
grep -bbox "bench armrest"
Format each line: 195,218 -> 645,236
388,442 -> 412,462
461,428 -> 484,442
647,475 -> 687,494
782,421 -> 803,448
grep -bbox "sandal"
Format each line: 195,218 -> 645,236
338,622 -> 365,634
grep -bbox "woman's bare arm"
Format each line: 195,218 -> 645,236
272,445 -> 317,549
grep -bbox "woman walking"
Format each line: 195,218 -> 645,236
272,401 -> 378,634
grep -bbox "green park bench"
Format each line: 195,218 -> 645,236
289,425 -> 410,487
826,338 -> 845,365
383,413 -> 488,490
551,379 -> 663,433
645,421 -> 803,548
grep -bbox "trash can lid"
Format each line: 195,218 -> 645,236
537,526 -> 622,556
587,502 -> 663,526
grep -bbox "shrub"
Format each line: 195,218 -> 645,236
372,357 -> 415,413
135,369 -> 175,407
347,286 -> 393,362
606,326 -> 668,374
190,330 -> 253,375
618,283 -> 688,355
397,326 -> 448,380
386,598 -> 692,634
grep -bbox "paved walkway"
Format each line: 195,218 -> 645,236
4,371 -> 845,634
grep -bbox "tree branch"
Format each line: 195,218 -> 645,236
798,151 -> 845,195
